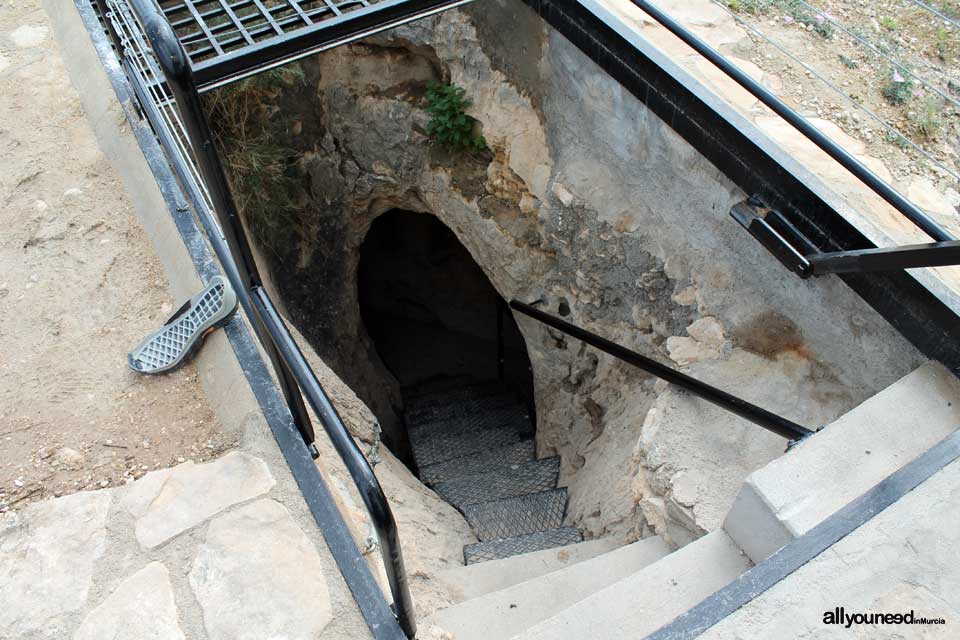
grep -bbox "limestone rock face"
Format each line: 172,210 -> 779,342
189,499 -> 333,640
122,451 -> 275,549
632,348 -> 853,546
74,562 -> 185,640
0,491 -> 111,638
214,2 -> 923,548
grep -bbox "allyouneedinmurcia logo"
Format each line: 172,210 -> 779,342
823,607 -> 946,628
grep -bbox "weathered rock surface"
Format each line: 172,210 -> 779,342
0,491 -> 111,638
189,499 -> 333,640
122,452 -> 275,549
632,348 -> 853,546
74,562 -> 185,640
213,2 -> 924,548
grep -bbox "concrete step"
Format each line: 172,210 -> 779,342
440,536 -> 621,601
411,423 -> 525,469
433,457 -> 560,510
432,536 -> 672,640
724,362 -> 960,563
419,440 -> 537,485
515,531 -> 751,640
463,527 -> 583,565
463,489 -> 568,541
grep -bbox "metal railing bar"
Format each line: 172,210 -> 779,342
904,0 -> 960,29
109,0 -> 214,209
793,0 -> 960,113
510,300 -> 815,442
251,286 -> 416,637
807,239 -> 960,275
121,1 -> 416,634
629,0 -> 956,243
709,0 -> 960,183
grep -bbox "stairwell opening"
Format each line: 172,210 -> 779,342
357,209 -> 536,466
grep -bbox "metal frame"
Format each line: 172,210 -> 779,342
627,0 -> 955,245
95,0 -> 418,635
85,0 -> 960,635
152,0 -> 474,90
510,301 -> 815,443
621,0 -> 959,276
733,200 -> 960,278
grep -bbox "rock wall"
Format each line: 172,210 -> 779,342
211,0 -> 925,547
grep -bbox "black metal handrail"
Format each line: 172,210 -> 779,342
510,300 -> 815,443
103,0 -> 416,635
628,0 -> 955,245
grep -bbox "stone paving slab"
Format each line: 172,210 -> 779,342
121,451 -> 275,549
190,499 -> 334,640
0,455 -> 336,640
74,562 -> 185,640
0,491 -> 111,639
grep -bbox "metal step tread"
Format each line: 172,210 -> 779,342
463,488 -> 568,541
463,527 -> 583,564
410,423 -> 525,470
418,440 -> 537,485
406,392 -> 523,429
409,406 -> 532,447
405,380 -> 506,409
432,457 -> 561,509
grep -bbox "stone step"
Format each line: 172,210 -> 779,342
463,527 -> 583,565
515,531 -> 751,640
432,536 -> 672,640
432,457 -> 560,510
406,391 -> 522,428
408,403 -> 532,449
724,361 -> 960,563
441,536 -> 621,600
462,489 -> 568,542
410,423 -> 525,470
418,440 -> 537,485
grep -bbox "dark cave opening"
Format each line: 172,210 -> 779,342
357,209 -> 536,441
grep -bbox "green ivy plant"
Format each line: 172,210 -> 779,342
424,82 -> 487,152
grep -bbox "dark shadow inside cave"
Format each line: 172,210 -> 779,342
357,210 -> 535,431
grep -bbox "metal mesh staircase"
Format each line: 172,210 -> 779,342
405,381 -> 582,564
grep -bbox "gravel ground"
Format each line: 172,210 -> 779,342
0,0 -> 236,512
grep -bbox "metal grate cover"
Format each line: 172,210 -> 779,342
463,527 -> 583,564
161,0 -> 375,65
433,457 -> 560,509
418,440 -> 536,485
462,488 -> 568,542
410,424 -> 524,469
128,276 -> 237,374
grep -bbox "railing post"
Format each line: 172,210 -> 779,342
137,5 -> 318,456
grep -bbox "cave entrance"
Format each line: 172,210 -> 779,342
357,210 -> 536,450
